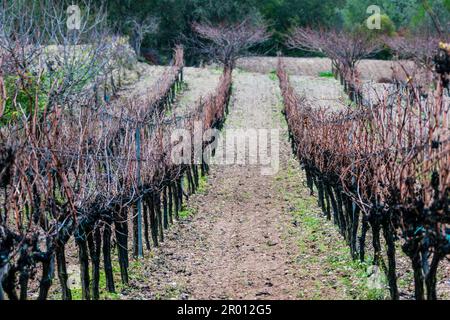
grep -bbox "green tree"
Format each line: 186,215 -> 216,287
340,0 -> 450,33
259,0 -> 346,53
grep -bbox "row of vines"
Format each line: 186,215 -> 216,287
277,39 -> 449,300
0,39 -> 233,299
0,3 -> 270,300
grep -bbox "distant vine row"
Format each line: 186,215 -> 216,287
277,56 -> 449,300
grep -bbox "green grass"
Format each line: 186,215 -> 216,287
177,174 -> 208,219
197,175 -> 208,194
272,90 -> 288,130
318,71 -> 334,78
291,197 -> 388,300
53,248 -> 150,301
211,67 -> 224,75
175,81 -> 187,95
275,158 -> 390,300
63,257 -> 123,300
269,70 -> 278,81
164,81 -> 187,116
181,174 -> 206,194
178,206 -> 197,219
1,75 -> 49,126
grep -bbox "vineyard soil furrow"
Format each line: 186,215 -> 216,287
173,67 -> 222,116
289,76 -> 348,110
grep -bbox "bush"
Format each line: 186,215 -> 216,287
0,74 -> 49,126
355,14 -> 396,37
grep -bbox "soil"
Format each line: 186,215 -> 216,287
289,75 -> 348,110
236,56 -> 415,81
138,71 -> 304,300
174,67 -> 222,116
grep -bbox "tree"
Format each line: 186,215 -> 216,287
339,0 -> 450,32
191,18 -> 271,69
127,16 -> 159,56
287,28 -> 381,80
385,34 -> 443,71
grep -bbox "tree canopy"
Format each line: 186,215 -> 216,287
14,0 -> 450,60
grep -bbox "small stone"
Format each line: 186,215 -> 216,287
180,293 -> 189,300
267,241 -> 278,247
255,291 -> 271,297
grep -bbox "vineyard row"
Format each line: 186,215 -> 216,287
0,47 -> 233,300
277,57 -> 449,300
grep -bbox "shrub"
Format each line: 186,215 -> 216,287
1,73 -> 50,126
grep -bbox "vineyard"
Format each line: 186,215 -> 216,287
0,1 -> 449,302
277,28 -> 449,300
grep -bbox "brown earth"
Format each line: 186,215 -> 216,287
236,56 -> 416,82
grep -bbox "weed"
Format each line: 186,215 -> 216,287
269,70 -> 278,81
318,71 -> 334,78
197,175 -> 208,194
179,206 -> 197,219
276,159 -> 390,300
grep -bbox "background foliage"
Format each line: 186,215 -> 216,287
49,0 -> 450,60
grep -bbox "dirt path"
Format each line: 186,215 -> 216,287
125,70 -> 382,300
169,72 -> 298,299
